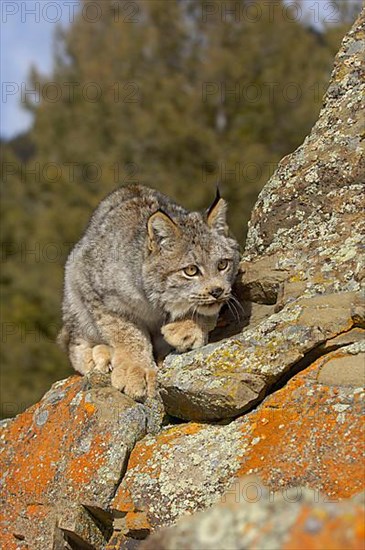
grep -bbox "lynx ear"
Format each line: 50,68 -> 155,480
147,210 -> 180,251
206,189 -> 228,235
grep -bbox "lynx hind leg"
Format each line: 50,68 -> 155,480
92,344 -> 111,373
68,337 -> 95,375
57,325 -> 70,351
161,319 -> 207,353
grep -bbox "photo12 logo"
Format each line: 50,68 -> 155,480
2,160 -> 140,185
200,2 -> 341,24
2,81 -> 141,106
1,1 -> 141,24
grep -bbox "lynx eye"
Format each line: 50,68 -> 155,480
217,259 -> 229,271
183,265 -> 199,277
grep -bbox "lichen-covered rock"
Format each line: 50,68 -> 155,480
158,8 -> 365,421
159,291 -> 362,420
113,343 -> 365,534
139,480 -> 365,550
241,9 -> 365,298
0,373 -> 164,549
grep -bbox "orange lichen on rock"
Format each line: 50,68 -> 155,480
113,344 -> 364,530
1,376 -> 82,502
126,422 -> 203,472
283,504 -> 365,550
66,432 -> 109,486
113,485 -> 136,513
236,350 -> 365,498
233,352 -> 365,498
0,374 -> 152,547
112,422 -> 204,515
126,511 -> 151,533
0,501 -> 23,550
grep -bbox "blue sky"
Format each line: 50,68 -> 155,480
1,1 -> 81,139
0,1 -> 358,140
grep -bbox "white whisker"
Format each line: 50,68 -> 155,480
227,300 -> 239,323
227,296 -> 243,322
230,294 -> 245,314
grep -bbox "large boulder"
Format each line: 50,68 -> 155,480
112,342 -> 364,538
0,373 -> 164,548
159,291 -> 363,420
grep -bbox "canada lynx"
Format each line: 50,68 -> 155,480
59,184 -> 240,400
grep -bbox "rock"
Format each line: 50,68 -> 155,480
57,503 -> 109,549
113,344 -> 365,532
139,478 -> 365,550
317,341 -> 365,387
159,291 -> 362,420
238,255 -> 290,304
319,327 -> 365,351
158,7 -> 365,421
241,8 -> 365,297
0,374 -> 164,548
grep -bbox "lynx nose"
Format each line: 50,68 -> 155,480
209,287 -> 224,299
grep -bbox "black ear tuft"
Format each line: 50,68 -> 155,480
207,186 -> 221,218
206,187 -> 228,235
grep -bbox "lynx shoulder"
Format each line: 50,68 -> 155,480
60,184 -> 240,400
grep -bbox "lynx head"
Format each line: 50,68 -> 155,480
142,191 -> 240,320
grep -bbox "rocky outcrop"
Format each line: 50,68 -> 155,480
1,9 -> 364,550
112,343 -> 364,536
0,373 -> 164,548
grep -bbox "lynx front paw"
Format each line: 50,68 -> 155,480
161,320 -> 207,353
92,344 -> 111,373
110,351 -> 157,401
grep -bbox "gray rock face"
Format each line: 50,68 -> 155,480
241,9 -> 364,299
158,9 -> 365,421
